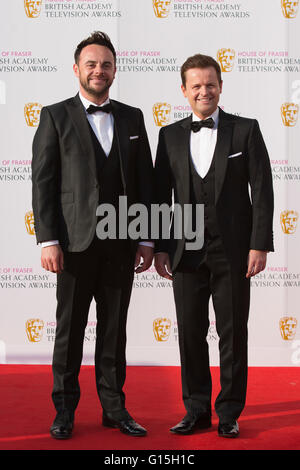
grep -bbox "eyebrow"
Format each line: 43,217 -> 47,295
84,60 -> 113,65
192,82 -> 215,87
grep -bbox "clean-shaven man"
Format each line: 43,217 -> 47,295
154,54 -> 273,438
32,32 -> 154,439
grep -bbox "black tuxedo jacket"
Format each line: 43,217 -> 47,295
32,94 -> 153,252
154,108 -> 274,270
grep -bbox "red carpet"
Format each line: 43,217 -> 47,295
0,365 -> 299,450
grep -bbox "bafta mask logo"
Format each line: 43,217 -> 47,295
153,0 -> 172,18
24,103 -> 42,127
217,48 -> 236,72
26,319 -> 44,342
281,102 -> 299,127
279,316 -> 298,340
25,211 -> 35,235
24,0 -> 42,18
280,210 -> 299,234
281,0 -> 299,18
153,102 -> 171,126
153,317 -> 171,342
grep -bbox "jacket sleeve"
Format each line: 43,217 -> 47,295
31,106 -> 61,243
247,120 -> 274,251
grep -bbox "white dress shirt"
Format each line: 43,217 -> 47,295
190,107 -> 219,178
79,93 -> 114,156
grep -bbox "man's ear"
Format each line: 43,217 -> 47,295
73,63 -> 79,78
181,84 -> 187,98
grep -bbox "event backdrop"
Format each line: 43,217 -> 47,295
0,0 -> 299,367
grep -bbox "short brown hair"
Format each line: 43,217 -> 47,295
74,31 -> 116,64
181,54 -> 222,87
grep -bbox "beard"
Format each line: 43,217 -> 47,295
79,74 -> 113,100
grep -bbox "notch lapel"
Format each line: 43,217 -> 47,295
65,94 -> 98,183
214,109 -> 234,203
110,100 -> 129,192
178,116 -> 193,204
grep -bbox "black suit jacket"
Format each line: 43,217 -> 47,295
32,94 -> 153,252
154,108 -> 274,271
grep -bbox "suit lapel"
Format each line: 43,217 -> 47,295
178,115 -> 192,204
214,108 -> 234,203
65,95 -> 129,189
178,109 -> 234,205
110,100 -> 129,190
65,94 -> 98,182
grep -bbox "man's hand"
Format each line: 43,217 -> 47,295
154,252 -> 172,280
134,245 -> 154,274
246,249 -> 267,278
41,245 -> 64,274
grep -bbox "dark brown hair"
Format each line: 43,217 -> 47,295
181,54 -> 222,86
74,31 -> 116,64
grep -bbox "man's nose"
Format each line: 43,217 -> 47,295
200,86 -> 209,96
94,64 -> 105,74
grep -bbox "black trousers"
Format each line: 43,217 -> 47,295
173,237 -> 250,423
51,237 -> 134,415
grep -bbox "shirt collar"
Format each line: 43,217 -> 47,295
79,92 -> 110,112
192,107 -> 219,128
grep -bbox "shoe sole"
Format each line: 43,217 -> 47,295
218,432 -> 239,438
50,430 -> 73,440
170,422 -> 212,435
102,418 -> 147,437
120,429 -> 147,437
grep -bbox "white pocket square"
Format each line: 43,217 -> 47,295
130,135 -> 139,140
228,152 -> 242,159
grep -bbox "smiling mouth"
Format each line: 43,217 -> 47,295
89,79 -> 107,87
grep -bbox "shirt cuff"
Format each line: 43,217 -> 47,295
139,241 -> 154,248
40,240 -> 59,248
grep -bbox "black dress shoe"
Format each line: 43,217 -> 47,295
50,410 -> 74,440
170,413 -> 212,435
102,410 -> 147,437
218,420 -> 239,438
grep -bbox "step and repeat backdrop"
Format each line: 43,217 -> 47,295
0,0 -> 299,366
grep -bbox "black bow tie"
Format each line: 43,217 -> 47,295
191,118 -> 214,132
86,103 -> 112,114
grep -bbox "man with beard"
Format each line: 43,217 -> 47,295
32,32 -> 154,439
